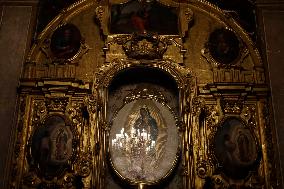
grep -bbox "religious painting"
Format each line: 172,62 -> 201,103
213,117 -> 259,179
208,28 -> 240,64
109,99 -> 179,184
50,24 -> 81,59
110,0 -> 178,34
31,115 -> 73,179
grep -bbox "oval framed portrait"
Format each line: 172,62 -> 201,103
109,99 -> 180,185
30,115 -> 75,179
50,24 -> 81,59
213,117 -> 260,180
208,28 -> 241,65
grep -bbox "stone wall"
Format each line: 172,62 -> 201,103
256,0 -> 284,187
0,1 -> 36,187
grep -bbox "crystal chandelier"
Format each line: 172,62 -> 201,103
111,127 -> 156,158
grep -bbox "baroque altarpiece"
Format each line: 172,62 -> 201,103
8,0 -> 281,188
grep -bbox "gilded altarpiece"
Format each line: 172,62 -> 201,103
8,0 -> 281,188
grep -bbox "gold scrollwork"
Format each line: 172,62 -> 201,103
45,97 -> 69,112
191,96 -> 206,116
122,34 -> 168,60
179,6 -> 194,38
220,98 -> 243,115
95,5 -> 109,35
105,34 -> 185,63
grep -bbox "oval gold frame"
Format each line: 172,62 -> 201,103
108,96 -> 181,187
209,116 -> 261,181
27,113 -> 79,180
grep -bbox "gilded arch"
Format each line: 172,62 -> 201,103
90,58 -> 195,188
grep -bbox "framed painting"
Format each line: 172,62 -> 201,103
110,0 -> 178,34
109,99 -> 180,185
50,24 -> 81,59
31,115 -> 73,179
213,117 -> 260,179
208,28 -> 240,65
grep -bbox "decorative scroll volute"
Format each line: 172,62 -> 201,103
95,6 -> 109,35
179,6 -> 194,38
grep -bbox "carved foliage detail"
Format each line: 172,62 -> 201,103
221,98 -> 243,114
45,97 -> 69,112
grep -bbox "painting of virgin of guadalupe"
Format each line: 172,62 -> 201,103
109,99 -> 179,183
31,115 -> 73,178
213,117 -> 259,180
110,0 -> 178,34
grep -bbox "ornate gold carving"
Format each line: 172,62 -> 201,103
196,160 -> 208,179
74,152 -> 92,177
105,34 -> 185,63
179,6 -> 194,38
220,98 -> 243,114
95,6 -> 109,35
191,97 -> 206,116
9,0 -> 279,187
45,97 -> 69,112
95,58 -> 193,89
241,105 -> 257,129
122,34 -> 168,60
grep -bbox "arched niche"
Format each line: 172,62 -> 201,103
91,59 -> 194,188
107,66 -> 179,121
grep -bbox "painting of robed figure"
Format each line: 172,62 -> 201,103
213,117 -> 260,180
110,0 -> 178,34
109,99 -> 179,184
31,115 -> 73,179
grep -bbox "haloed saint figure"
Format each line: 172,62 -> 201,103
31,116 -> 73,178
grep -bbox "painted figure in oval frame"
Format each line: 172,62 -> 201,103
109,99 -> 180,185
31,115 -> 73,179
213,117 -> 260,180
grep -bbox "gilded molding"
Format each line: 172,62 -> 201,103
95,58 -> 193,89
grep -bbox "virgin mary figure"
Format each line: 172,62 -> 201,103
123,102 -> 167,180
133,106 -> 158,141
